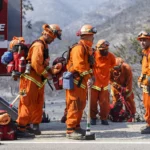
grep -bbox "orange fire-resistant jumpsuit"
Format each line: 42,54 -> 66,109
16,37 -> 51,128
110,62 -> 136,116
138,47 -> 150,125
66,39 -> 93,133
90,50 -> 116,120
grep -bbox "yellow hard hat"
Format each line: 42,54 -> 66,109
137,31 -> 150,41
42,24 -> 62,40
96,39 -> 109,50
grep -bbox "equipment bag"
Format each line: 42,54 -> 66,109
63,71 -> 74,90
1,51 -> 13,65
0,123 -> 17,140
109,98 -> 131,122
0,110 -> 17,140
51,43 -> 81,90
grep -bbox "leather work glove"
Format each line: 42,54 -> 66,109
0,113 -> 11,125
51,63 -> 63,75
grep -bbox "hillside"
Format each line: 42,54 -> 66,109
1,0 -> 150,121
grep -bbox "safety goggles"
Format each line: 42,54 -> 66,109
55,30 -> 62,40
89,27 -> 97,34
138,31 -> 150,37
49,26 -> 62,40
113,65 -> 121,70
98,41 -> 109,48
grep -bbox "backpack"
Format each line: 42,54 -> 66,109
1,43 -> 29,79
51,43 -> 95,90
52,51 -> 67,90
1,40 -> 48,80
109,98 -> 131,122
52,43 -> 83,90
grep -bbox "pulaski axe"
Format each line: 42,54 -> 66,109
9,90 -> 26,108
84,87 -> 96,140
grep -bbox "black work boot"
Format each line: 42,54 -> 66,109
61,115 -> 67,123
101,120 -> 109,125
91,118 -> 97,125
16,125 -> 35,138
33,124 -> 41,135
75,128 -> 86,136
26,125 -> 35,134
141,126 -> 150,134
66,131 -> 84,140
16,129 -> 35,138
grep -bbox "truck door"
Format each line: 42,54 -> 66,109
0,0 -> 22,75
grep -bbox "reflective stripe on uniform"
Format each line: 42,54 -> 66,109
41,69 -> 48,76
21,74 -> 47,88
126,90 -> 133,98
80,69 -> 93,77
74,79 -> 86,89
142,85 -> 149,93
92,85 -> 108,91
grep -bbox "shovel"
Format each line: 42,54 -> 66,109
84,87 -> 96,140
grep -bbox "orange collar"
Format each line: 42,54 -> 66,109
39,36 -> 48,48
79,39 -> 93,48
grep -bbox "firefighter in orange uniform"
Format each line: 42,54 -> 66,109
137,31 -> 150,134
16,24 -> 62,137
110,57 -> 136,122
65,24 -> 96,140
90,40 -> 116,125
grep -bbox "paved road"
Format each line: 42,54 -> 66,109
1,121 -> 150,149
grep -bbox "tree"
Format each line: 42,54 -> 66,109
22,0 -> 33,29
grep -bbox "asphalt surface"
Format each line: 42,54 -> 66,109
1,121 -> 150,149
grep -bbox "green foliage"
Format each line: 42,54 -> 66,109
129,37 -> 142,55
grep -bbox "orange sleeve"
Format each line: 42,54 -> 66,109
71,45 -> 92,79
31,43 -> 49,78
124,64 -> 133,91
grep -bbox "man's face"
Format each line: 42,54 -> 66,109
45,34 -> 54,44
139,38 -> 150,49
81,34 -> 94,42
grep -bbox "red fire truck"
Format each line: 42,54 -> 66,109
0,0 -> 22,75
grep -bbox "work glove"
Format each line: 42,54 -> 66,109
137,81 -> 142,88
51,63 -> 63,75
87,76 -> 95,88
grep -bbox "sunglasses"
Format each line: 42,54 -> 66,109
98,41 -> 110,48
113,65 -> 121,70
138,31 -> 150,37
